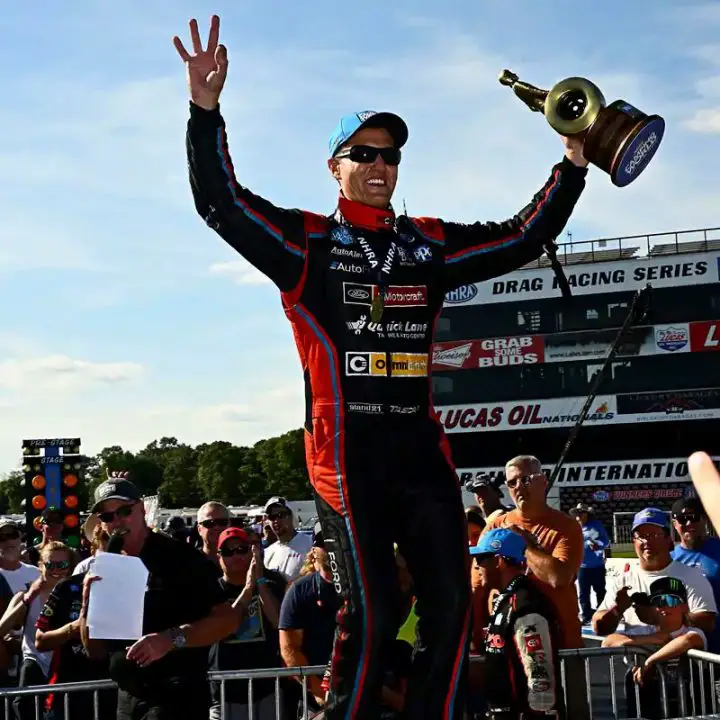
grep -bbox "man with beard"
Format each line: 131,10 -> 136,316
174,14 -> 588,718
670,496 -> 720,651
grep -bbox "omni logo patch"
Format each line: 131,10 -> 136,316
345,352 -> 387,376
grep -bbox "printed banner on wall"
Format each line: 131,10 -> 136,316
443,252 -> 719,306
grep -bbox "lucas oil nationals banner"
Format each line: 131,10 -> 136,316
443,251 -> 719,306
435,396 -> 618,433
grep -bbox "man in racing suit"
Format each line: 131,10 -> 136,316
473,529 -> 563,720
174,15 -> 588,719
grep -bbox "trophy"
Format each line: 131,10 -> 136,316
498,70 -> 665,187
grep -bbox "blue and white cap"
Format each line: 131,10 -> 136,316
328,110 -> 409,157
632,507 -> 669,532
470,528 -> 527,563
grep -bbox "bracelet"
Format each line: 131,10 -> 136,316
256,577 -> 269,586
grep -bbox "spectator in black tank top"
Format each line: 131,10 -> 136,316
79,472 -> 238,720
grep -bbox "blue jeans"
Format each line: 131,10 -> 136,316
578,565 -> 606,621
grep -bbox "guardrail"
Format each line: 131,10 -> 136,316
0,645 -> 700,719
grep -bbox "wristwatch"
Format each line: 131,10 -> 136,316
169,626 -> 187,650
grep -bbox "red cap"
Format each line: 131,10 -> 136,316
218,527 -> 251,548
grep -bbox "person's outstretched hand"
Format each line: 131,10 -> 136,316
689,451 -> 720,535
173,15 -> 228,111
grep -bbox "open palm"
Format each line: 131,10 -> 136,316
173,15 -> 228,111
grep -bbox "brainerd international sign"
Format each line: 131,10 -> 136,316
443,251 -> 719,306
457,457 -> 720,487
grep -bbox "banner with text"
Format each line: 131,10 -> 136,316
690,320 -> 720,352
431,321 -> 712,370
456,457 -> 720,488
435,388 -> 720,433
443,251 -> 720,307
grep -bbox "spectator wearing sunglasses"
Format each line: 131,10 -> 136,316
0,541 -> 75,719
263,498 -> 312,582
197,501 -> 232,572
603,577 -> 706,720
208,527 -> 286,720
79,471 -> 238,720
670,496 -> 720,652
594,507 -> 716,640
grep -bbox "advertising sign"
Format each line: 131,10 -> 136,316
435,388 -> 720,433
690,320 -> 720,352
432,336 -> 544,370
443,252 -> 719,306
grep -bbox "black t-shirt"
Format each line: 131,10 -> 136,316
106,530 -> 226,699
278,572 -> 339,667
36,573 -> 110,710
209,571 -> 287,704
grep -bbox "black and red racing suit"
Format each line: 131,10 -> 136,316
186,102 -> 587,719
483,574 -> 564,720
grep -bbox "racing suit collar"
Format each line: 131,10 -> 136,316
336,195 -> 396,232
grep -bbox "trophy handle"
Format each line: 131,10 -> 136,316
544,77 -> 606,136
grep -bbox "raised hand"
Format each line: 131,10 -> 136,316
173,15 -> 228,111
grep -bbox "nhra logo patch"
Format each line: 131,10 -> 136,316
445,285 -> 477,304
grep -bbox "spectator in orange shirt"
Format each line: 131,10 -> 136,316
483,455 -> 588,719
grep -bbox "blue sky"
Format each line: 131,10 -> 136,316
0,0 -> 718,471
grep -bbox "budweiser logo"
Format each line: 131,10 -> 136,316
433,343 -> 472,368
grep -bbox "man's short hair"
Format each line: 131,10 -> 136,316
197,501 -> 230,522
505,455 -> 543,474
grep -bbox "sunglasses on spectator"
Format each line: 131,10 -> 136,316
0,530 -> 19,542
675,513 -> 702,526
199,518 -> 230,530
505,473 -> 543,489
42,517 -> 63,527
334,145 -> 402,166
650,593 -> 685,608
633,531 -> 666,542
97,504 -> 135,523
219,544 -> 251,557
267,511 -> 291,521
45,560 -> 70,571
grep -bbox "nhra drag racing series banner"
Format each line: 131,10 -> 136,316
431,321 -> 718,370
435,389 -> 720,433
456,457 -> 720,488
443,251 -> 720,306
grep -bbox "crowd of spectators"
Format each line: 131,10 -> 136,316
0,457 -> 715,718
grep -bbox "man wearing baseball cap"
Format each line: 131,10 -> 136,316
209,527 -> 286,720
175,14 -> 589,719
472,529 -> 563,720
593,507 -> 717,640
670,495 -> 720,651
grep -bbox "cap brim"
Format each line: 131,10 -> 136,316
334,112 -> 409,156
469,547 -> 493,557
632,521 -> 667,532
91,495 -> 135,514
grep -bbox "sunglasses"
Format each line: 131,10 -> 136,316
675,514 -> 702,526
45,560 -> 70,571
0,530 -> 20,542
219,545 -> 251,558
334,145 -> 401,166
505,473 -> 543,490
267,511 -> 291,521
650,593 -> 685,608
199,518 -> 230,530
97,504 -> 135,523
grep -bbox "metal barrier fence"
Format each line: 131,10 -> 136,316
0,646 -> 693,720
677,649 -> 720,718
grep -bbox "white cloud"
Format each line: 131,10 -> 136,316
0,356 -> 144,392
684,109 -> 720,133
209,259 -> 270,286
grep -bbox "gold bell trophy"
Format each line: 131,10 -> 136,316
498,70 -> 665,187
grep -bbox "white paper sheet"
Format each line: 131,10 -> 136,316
86,553 -> 148,640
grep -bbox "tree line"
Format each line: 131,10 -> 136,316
0,430 -> 311,515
